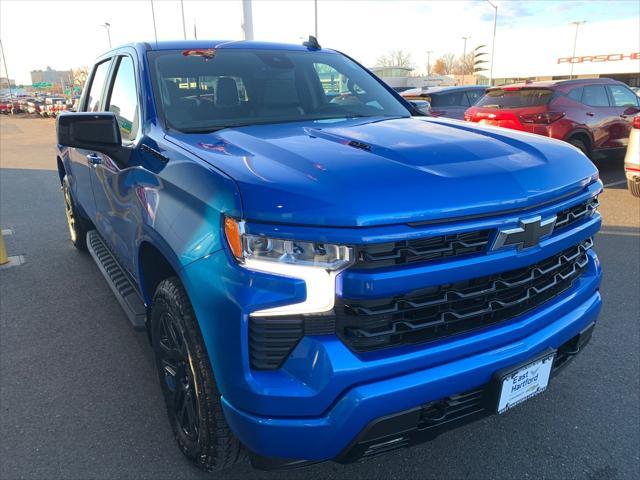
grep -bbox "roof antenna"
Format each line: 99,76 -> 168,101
303,35 -> 321,50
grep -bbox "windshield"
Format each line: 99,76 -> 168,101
476,88 -> 554,108
148,48 -> 410,132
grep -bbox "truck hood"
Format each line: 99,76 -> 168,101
168,117 -> 598,227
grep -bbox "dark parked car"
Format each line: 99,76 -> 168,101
464,78 -> 640,158
402,85 -> 486,119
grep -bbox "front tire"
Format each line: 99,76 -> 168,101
151,277 -> 243,472
628,179 -> 640,198
62,174 -> 90,251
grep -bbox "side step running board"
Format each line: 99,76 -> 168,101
87,230 -> 146,331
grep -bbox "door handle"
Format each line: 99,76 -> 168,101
86,153 -> 102,166
585,112 -> 595,117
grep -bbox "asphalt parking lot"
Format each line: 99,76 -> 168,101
1,116 -> 638,480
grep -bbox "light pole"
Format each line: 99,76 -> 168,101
0,38 -> 13,102
461,36 -> 471,85
314,0 -> 318,38
150,0 -> 158,45
426,50 -> 433,76
485,0 -> 497,86
180,0 -> 187,40
569,21 -> 586,79
242,0 -> 254,40
100,22 -> 111,49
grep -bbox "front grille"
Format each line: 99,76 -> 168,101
353,230 -> 493,269
249,238 -> 592,368
555,197 -> 599,231
337,238 -> 592,353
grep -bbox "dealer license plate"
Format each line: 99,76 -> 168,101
497,352 -> 554,414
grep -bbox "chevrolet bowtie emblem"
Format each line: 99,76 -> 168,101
492,215 -> 557,251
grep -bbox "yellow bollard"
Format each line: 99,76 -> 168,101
0,230 -> 8,265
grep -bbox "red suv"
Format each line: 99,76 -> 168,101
464,78 -> 640,158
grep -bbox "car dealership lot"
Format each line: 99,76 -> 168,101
1,116 -> 638,480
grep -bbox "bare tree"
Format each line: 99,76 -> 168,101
375,50 -> 414,68
433,53 -> 456,75
453,52 -> 475,75
72,66 -> 88,90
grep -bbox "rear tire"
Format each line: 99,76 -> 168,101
151,277 -> 243,472
568,138 -> 590,158
62,174 -> 90,251
628,179 -> 640,198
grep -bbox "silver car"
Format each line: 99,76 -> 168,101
625,115 -> 640,197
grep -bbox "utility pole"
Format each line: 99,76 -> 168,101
485,0 -> 497,86
314,0 -> 318,38
100,22 -> 111,49
426,50 -> 433,76
242,0 -> 254,40
461,36 -> 471,86
150,0 -> 158,46
569,21 -> 586,79
0,38 -> 13,102
194,19 -> 198,40
180,0 -> 187,40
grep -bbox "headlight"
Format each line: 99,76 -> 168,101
224,217 -> 353,316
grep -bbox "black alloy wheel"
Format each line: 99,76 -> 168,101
62,174 -> 89,250
151,277 -> 243,471
157,310 -> 200,443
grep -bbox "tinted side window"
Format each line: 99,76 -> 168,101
466,89 -> 483,105
581,85 -> 609,107
85,60 -> 111,112
431,92 -> 464,107
107,56 -> 139,142
567,87 -> 583,102
608,85 -> 639,107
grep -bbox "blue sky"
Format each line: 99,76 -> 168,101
0,0 -> 638,84
488,0 -> 639,27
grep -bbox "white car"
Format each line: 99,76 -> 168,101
625,115 -> 640,197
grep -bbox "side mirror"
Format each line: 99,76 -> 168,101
623,106 -> 640,116
57,112 -> 121,149
56,112 -> 130,164
408,99 -> 431,114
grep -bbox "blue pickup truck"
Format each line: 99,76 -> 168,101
56,40 -> 602,471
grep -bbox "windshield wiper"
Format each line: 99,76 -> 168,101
180,124 -> 249,134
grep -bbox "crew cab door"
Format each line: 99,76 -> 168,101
89,53 -> 142,274
67,58 -> 113,221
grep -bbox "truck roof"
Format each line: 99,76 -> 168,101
106,40 -> 336,55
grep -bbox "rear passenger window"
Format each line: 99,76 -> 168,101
465,89 -> 483,105
107,56 -> 139,142
85,60 -> 111,112
581,86 -> 609,107
431,92 -> 464,107
567,87 -> 582,102
608,85 -> 639,107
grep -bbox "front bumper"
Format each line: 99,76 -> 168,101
222,286 -> 601,463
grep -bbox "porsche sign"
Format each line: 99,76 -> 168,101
558,52 -> 640,64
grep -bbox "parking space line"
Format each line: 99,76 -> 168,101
599,229 -> 640,237
603,180 -> 627,188
0,255 -> 26,269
